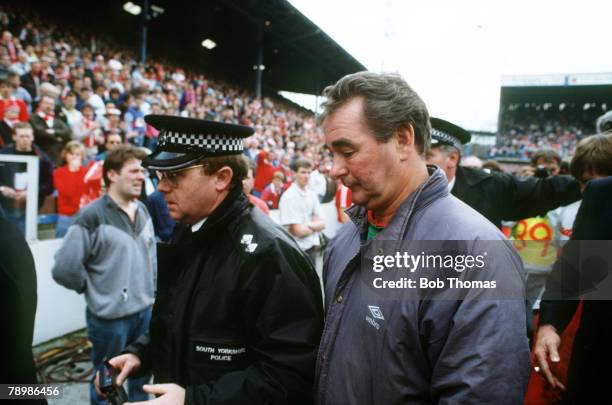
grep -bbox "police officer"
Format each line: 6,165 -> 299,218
99,116 -> 323,404
426,117 -> 582,229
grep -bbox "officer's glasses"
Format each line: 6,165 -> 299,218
156,164 -> 207,187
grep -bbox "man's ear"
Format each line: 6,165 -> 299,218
107,169 -> 118,185
395,124 -> 416,159
215,166 -> 234,192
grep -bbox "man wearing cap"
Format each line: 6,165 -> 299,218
426,117 -> 581,229
316,71 -> 528,404
102,107 -> 124,137
102,116 -> 323,404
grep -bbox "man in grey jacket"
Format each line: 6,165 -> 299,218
316,71 -> 530,404
52,145 -> 156,405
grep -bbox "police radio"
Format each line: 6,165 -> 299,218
99,359 -> 128,405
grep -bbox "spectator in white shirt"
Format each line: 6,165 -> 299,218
279,158 -> 325,264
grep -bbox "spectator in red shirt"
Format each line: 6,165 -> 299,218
243,159 -> 269,216
53,140 -> 90,237
261,171 -> 286,210
253,149 -> 276,196
0,102 -> 20,147
0,74 -> 28,122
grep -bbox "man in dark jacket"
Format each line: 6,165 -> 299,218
20,60 -> 44,102
29,95 -> 71,164
0,122 -> 54,233
534,133 -> 612,403
426,117 -> 581,229
0,213 -> 47,405
99,116 -> 323,405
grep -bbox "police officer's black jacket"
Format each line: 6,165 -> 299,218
125,186 -> 324,405
451,165 -> 581,229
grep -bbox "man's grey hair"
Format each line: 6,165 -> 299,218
318,71 -> 431,155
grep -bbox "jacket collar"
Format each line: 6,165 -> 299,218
193,186 -> 248,236
346,165 -> 449,243
172,187 -> 248,244
2,144 -> 39,157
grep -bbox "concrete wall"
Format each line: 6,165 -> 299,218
30,202 -> 340,344
30,239 -> 87,345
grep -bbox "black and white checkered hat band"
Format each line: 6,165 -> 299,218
158,130 -> 244,152
431,128 -> 462,149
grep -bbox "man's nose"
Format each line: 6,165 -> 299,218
329,158 -> 348,180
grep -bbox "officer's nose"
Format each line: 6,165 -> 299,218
157,177 -> 170,194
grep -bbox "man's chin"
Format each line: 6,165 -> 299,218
349,193 -> 368,208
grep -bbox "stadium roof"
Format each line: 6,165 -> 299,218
24,0 -> 366,96
500,73 -> 612,105
502,73 -> 612,88
501,85 -> 612,105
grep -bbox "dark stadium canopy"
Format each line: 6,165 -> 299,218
501,85 -> 612,105
498,83 -> 612,135
23,0 -> 366,96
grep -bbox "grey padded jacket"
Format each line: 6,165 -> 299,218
316,167 -> 530,405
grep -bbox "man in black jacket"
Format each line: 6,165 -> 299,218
98,115 -> 323,405
426,117 -> 581,228
0,212 -> 47,405
29,95 -> 71,165
0,122 -> 54,233
534,133 -> 612,403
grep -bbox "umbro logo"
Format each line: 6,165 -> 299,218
366,305 -> 384,330
368,305 -> 384,320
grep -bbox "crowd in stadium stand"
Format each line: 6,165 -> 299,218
488,104 -> 604,160
0,5 -> 607,237
0,6 -> 340,233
